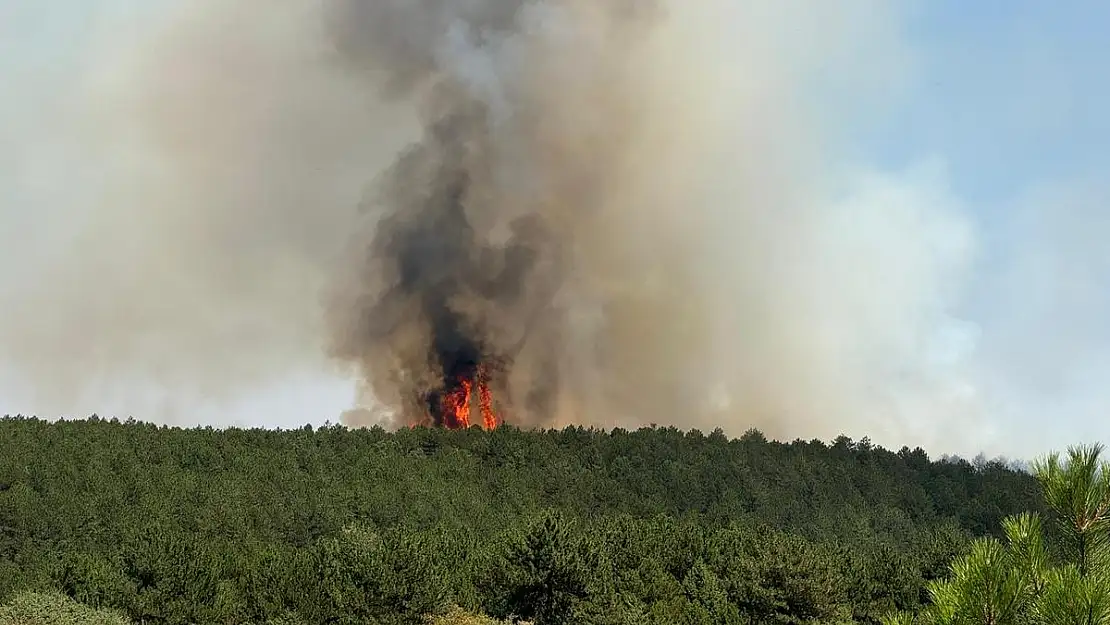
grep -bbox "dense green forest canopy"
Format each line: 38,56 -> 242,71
0,416 -> 1042,624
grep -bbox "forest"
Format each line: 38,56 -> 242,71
0,415 -> 1093,624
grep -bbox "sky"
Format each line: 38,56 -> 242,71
0,1 -> 1107,459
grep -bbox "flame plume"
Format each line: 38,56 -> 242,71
478,366 -> 498,430
441,376 -> 473,428
427,363 -> 501,430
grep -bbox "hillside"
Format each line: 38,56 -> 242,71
0,416 -> 1041,624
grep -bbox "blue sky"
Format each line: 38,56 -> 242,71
1,1 -> 1108,458
888,0 -> 1110,451
876,0 -> 1109,203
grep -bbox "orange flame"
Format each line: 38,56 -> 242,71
477,365 -> 499,429
435,365 -> 501,429
441,377 -> 473,428
479,379 -> 497,429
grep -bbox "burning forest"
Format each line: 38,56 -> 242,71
424,362 -> 500,430
322,0 -> 690,431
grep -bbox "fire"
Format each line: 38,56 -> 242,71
441,377 -> 473,428
435,364 -> 501,430
478,376 -> 497,430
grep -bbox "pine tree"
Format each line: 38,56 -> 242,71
886,444 -> 1110,625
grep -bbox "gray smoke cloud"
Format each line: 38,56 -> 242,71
323,0 -> 698,428
0,0 -> 994,450
319,0 -> 958,436
0,0 -> 414,423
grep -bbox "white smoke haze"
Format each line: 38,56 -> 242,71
970,176 -> 1110,447
1,0 -> 420,423
0,0 -> 1101,457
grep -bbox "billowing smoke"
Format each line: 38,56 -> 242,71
0,0 -> 1005,451
319,0 -> 944,434
323,0 -> 703,428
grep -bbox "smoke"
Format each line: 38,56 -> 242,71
323,0 -> 692,427
0,0 -> 413,422
320,0 -> 970,440
0,0 -> 996,449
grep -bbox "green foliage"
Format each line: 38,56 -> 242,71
1036,565 -> 1110,625
0,591 -> 130,625
924,538 -> 1030,625
425,606 -> 513,625
892,443 -> 1110,625
295,525 -> 451,624
499,512 -> 596,624
1033,443 -> 1110,576
0,416 -> 1040,624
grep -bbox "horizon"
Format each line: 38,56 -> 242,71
0,411 -> 1039,471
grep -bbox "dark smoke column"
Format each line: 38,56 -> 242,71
322,0 -> 661,428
